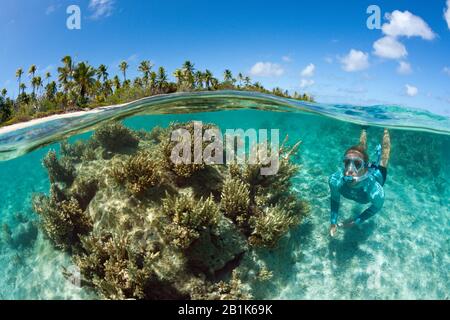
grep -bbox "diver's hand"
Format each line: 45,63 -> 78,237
330,224 -> 338,237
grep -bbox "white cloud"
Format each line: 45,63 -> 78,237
89,0 -> 115,19
45,5 -> 56,15
250,62 -> 284,77
405,84 -> 418,97
445,0 -> 450,29
127,54 -> 138,62
300,79 -> 315,88
282,56 -> 293,62
443,67 -> 450,76
373,36 -> 408,59
382,10 -> 436,40
397,61 -> 412,75
340,49 -> 370,72
324,57 -> 333,64
301,63 -> 315,77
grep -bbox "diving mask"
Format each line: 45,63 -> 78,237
343,156 -> 366,173
343,156 -> 368,183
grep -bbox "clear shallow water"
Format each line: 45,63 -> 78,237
0,92 -> 449,299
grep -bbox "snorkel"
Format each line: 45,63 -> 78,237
374,144 -> 382,167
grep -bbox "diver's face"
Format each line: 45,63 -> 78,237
343,151 -> 367,178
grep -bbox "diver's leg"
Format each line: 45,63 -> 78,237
359,129 -> 367,151
380,128 -> 391,168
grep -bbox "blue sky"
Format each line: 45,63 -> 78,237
1,0 -> 450,115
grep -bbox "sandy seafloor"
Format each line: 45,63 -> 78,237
0,109 -> 448,299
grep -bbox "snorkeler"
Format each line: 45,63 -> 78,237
329,128 -> 391,237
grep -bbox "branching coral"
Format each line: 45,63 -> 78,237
225,136 -> 307,247
220,178 -> 250,229
60,139 -> 98,162
32,186 -> 92,251
75,232 -> 189,300
161,121 -> 218,178
248,205 -> 299,248
109,151 -> 166,196
191,270 -> 252,300
42,150 -> 75,185
92,121 -> 139,153
161,193 -> 220,250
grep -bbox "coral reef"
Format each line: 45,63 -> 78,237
109,151 -> 166,196
42,150 -> 75,185
161,193 -> 220,249
161,122 -> 217,178
32,185 -> 92,251
32,120 -> 308,300
92,122 -> 139,153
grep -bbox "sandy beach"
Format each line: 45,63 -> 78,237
0,101 -> 133,136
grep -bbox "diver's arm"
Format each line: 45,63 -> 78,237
354,184 -> 384,224
330,195 -> 340,225
329,174 -> 341,225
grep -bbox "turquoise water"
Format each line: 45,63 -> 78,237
0,92 -> 449,299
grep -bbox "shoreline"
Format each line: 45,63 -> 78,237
1,90 -> 449,137
0,100 -> 133,136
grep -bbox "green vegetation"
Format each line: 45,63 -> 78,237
31,121 -> 309,300
0,57 -> 314,127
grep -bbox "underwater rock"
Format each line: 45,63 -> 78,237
186,216 -> 248,277
32,120 -> 308,300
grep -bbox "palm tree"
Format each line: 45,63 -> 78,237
138,60 -> 152,86
35,76 -> 43,95
211,77 -> 219,89
203,70 -> 213,90
19,83 -> 26,95
29,65 -> 38,98
45,72 -> 51,85
31,76 -> 39,96
194,71 -> 204,89
73,62 -> 96,104
28,65 -> 37,79
96,64 -> 109,82
254,81 -> 263,90
119,61 -> 129,83
223,69 -> 233,83
103,79 -> 113,97
45,81 -> 57,100
112,75 -> 121,91
58,56 -> 74,95
16,68 -> 23,98
182,61 -> 195,89
133,77 -> 143,88
244,76 -> 251,87
237,73 -> 244,87
182,61 -> 195,74
173,69 -> 184,88
1,88 -> 7,98
156,67 -> 168,92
